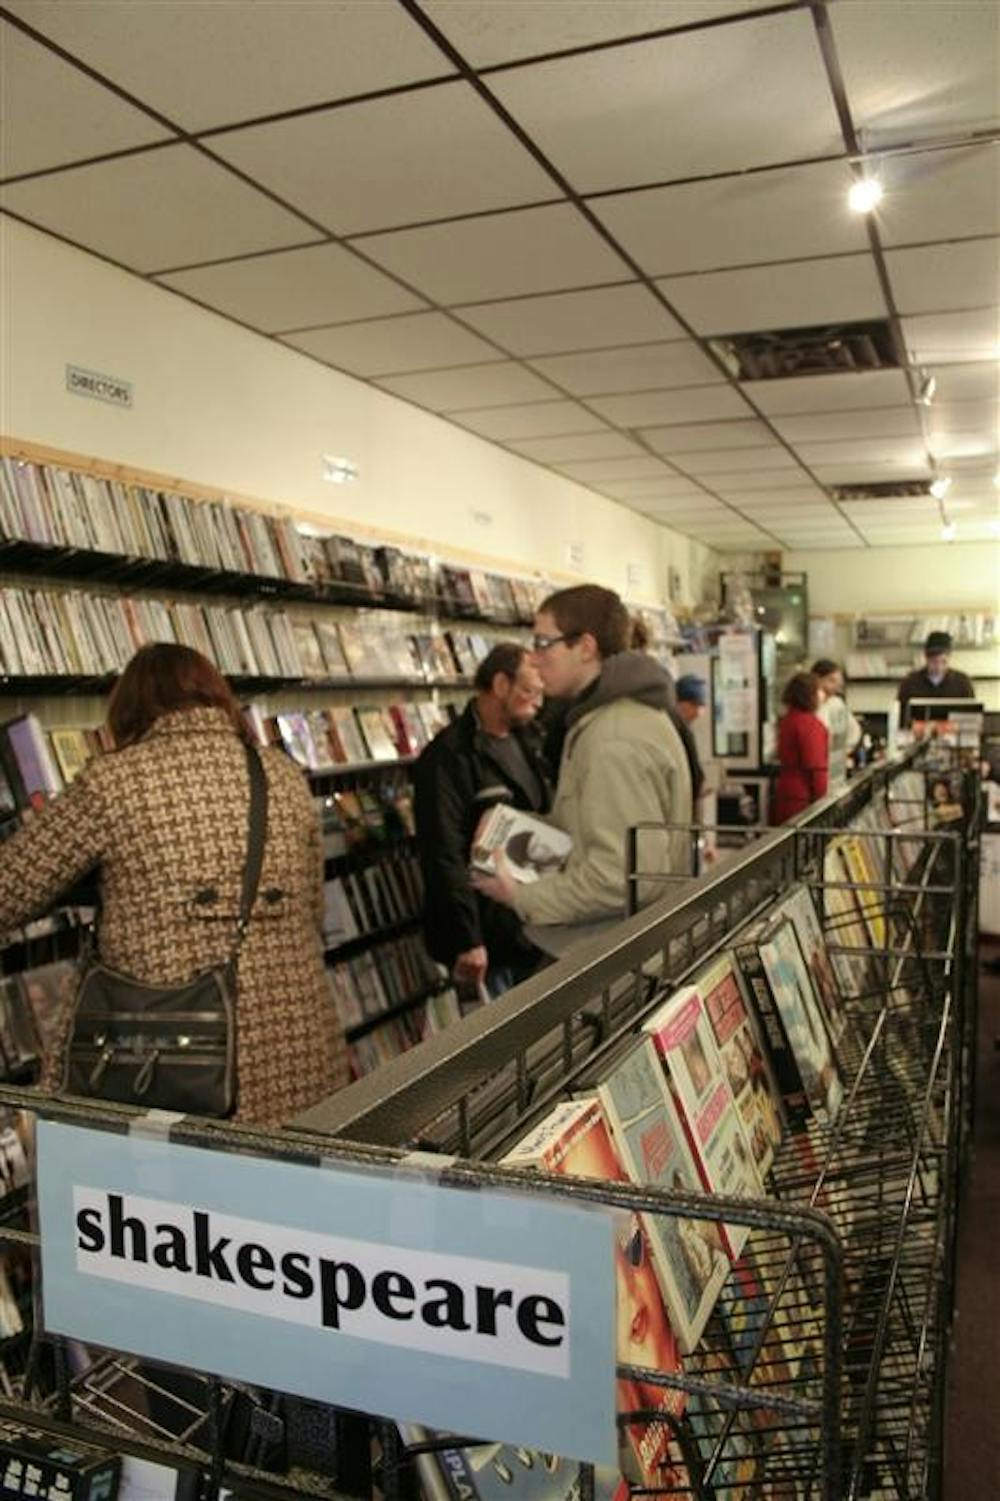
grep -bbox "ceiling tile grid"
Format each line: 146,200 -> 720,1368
2,0 -> 999,553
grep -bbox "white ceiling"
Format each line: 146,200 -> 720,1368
1,0 -> 998,553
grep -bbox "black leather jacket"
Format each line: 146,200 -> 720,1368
412,700 -> 551,971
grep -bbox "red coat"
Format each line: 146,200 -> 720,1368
773,707 -> 829,824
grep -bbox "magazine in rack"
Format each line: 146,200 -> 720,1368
597,1036 -> 730,1353
695,953 -> 784,1179
757,918 -> 843,1126
642,987 -> 762,1260
780,886 -> 850,1049
501,1099 -> 688,1490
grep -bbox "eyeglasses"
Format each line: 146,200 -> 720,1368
531,632 -> 580,653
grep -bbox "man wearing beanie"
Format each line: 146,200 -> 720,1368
897,631 -> 975,718
472,584 -> 692,925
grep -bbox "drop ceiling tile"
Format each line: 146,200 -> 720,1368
740,504 -> 839,522
0,19 -> 170,179
832,0 -> 999,148
553,455 -> 678,481
927,399 -> 1000,436
528,340 -> 721,397
771,407 -> 920,442
488,11 -> 841,194
927,424 -> 999,462
587,385 -> 752,426
926,362 -> 1000,404
454,283 -> 684,355
422,0 -> 780,68
448,401 -> 610,440
596,477 -> 712,500
811,458 -> 934,482
505,432 -> 644,463
902,308 -> 1000,366
157,242 -> 424,333
2,0 -> 451,132
211,82 -> 556,237
713,469 -> 822,494
592,160 -> 868,278
747,368 -> 912,415
950,473 -> 1000,501
374,361 -> 556,412
355,202 -> 627,304
0,143 -> 310,270
640,419 -> 773,453
794,437 -> 930,466
877,145 -> 1000,246
885,240 -> 1000,316
777,535 -> 867,550
280,310 -> 500,375
657,254 -> 885,336
672,446 -> 798,476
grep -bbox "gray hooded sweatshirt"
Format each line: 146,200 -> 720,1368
512,651 -> 692,926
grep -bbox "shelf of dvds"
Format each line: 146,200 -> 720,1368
0,443 -> 553,631
343,976 -> 455,1045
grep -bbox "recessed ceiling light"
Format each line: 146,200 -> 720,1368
929,476 -> 952,499
847,177 -> 883,214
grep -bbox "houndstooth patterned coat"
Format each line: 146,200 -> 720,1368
0,707 -> 347,1125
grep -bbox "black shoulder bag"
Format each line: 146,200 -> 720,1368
62,743 -> 267,1117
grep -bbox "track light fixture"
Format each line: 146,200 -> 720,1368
917,373 -> 937,406
847,177 -> 883,213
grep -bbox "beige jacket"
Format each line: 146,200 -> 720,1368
0,707 -> 347,1125
512,653 -> 693,927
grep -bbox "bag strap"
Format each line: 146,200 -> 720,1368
232,744 -> 268,957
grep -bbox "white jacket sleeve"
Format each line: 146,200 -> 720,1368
511,738 -> 674,927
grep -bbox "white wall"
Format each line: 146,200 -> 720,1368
783,543 -> 999,615
783,542 -> 1000,711
0,217 -> 717,608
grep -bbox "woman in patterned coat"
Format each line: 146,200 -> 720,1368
0,644 -> 347,1125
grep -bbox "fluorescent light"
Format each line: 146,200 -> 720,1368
940,519 -> 956,541
847,177 -> 883,213
929,476 -> 951,499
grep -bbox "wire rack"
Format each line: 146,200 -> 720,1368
0,748 -> 979,1501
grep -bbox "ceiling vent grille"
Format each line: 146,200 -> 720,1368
710,319 -> 899,382
832,479 -> 932,500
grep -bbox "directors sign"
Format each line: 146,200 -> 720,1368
37,1122 -> 616,1464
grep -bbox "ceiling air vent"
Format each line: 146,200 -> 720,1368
709,319 -> 899,382
831,480 -> 932,500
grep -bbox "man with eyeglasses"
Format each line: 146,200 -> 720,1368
472,585 -> 691,927
413,641 -> 551,998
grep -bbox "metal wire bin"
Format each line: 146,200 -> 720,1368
0,747 -> 979,1501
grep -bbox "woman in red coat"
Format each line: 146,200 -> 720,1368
773,672 -> 829,824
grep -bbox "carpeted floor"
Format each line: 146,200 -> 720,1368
943,940 -> 1000,1495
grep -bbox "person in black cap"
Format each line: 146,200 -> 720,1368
671,673 -> 707,801
897,631 -> 975,718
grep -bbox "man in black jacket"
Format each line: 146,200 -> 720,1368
897,630 -> 976,719
413,642 -> 550,997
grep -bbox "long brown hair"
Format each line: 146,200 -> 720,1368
108,643 -> 249,748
